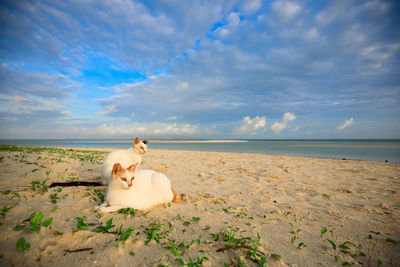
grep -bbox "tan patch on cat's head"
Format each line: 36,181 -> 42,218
126,163 -> 138,173
134,137 -> 140,145
112,163 -> 125,178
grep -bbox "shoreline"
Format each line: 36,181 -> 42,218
1,144 -> 398,163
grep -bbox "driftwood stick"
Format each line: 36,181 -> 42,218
64,248 -> 93,253
49,181 -> 104,187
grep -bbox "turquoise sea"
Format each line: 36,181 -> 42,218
1,139 -> 400,162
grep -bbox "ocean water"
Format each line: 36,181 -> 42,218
1,139 -> 399,162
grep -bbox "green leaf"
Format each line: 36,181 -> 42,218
92,218 -> 115,233
13,224 -> 25,231
183,221 -> 190,226
212,233 -> 219,241
170,242 -> 180,257
42,217 -> 53,227
271,254 -> 281,260
30,211 -> 44,224
342,262 -> 353,266
75,216 -> 88,230
1,190 -> 11,195
385,237 -> 398,244
105,218 -> 114,229
27,223 -> 41,232
192,217 -> 200,222
129,208 -> 136,216
51,206 -> 59,213
327,239 -> 336,250
298,242 -> 304,249
320,226 -> 327,237
16,237 -> 30,252
142,211 -> 150,216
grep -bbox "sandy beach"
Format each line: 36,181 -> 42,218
0,145 -> 399,266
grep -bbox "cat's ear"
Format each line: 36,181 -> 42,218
112,163 -> 124,178
126,163 -> 138,173
134,137 -> 140,145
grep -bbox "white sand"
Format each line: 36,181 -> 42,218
0,146 -> 399,266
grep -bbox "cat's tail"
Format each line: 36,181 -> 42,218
171,189 -> 182,203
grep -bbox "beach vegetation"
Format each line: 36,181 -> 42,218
74,216 -> 88,232
92,217 -> 115,233
42,217 -> 53,228
87,188 -> 104,204
320,226 -> 327,237
143,211 -> 151,217
289,222 -> 301,245
67,177 -> 80,182
327,239 -> 336,250
385,237 -> 397,244
30,179 -> 48,194
144,222 -> 163,245
16,237 -> 30,252
51,206 -> 59,212
1,204 -> 16,217
118,207 -> 136,220
14,211 -> 52,232
114,225 -> 134,246
50,193 -> 59,204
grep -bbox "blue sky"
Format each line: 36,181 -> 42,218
0,0 -> 399,139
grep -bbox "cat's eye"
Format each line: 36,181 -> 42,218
120,177 -> 127,181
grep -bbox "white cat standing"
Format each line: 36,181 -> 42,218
96,163 -> 181,212
100,137 -> 147,185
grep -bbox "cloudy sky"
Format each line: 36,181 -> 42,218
0,0 -> 399,139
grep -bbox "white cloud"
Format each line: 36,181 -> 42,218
272,0 -> 301,22
271,112 -> 296,134
242,0 -> 262,15
337,117 -> 354,130
283,112 -> 296,122
270,121 -> 287,133
215,12 -> 241,39
1,95 -> 70,116
80,121 -> 203,138
167,115 -> 178,121
98,105 -> 117,115
233,115 -> 266,135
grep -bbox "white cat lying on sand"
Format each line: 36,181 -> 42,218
96,163 -> 181,212
101,137 -> 148,185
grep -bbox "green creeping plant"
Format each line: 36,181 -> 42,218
16,237 -> 30,252
114,225 -> 134,246
74,216 -> 88,232
92,218 -> 115,233
0,204 -> 16,217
